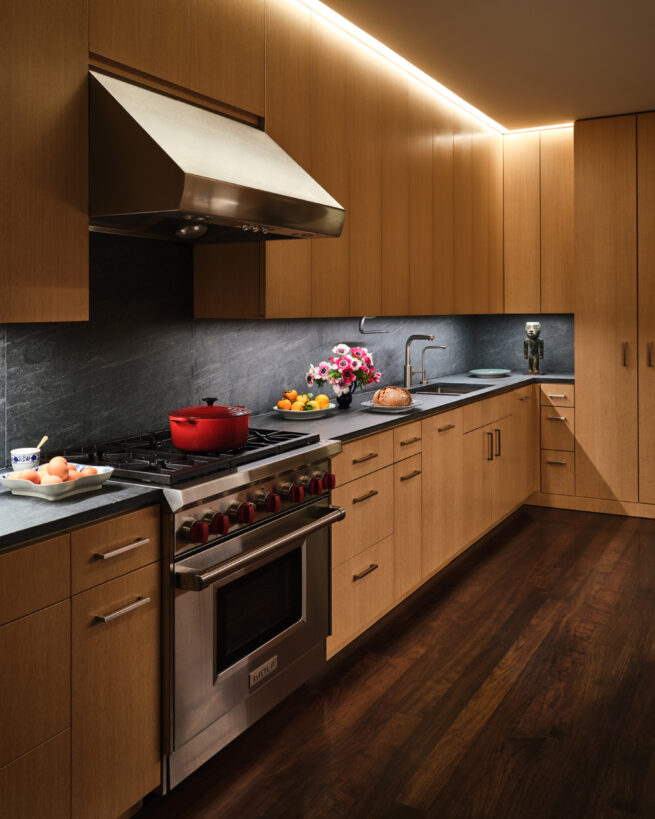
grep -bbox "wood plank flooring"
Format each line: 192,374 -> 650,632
140,507 -> 655,818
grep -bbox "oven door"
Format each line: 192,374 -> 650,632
172,501 -> 344,750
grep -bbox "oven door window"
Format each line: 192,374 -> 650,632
216,547 -> 302,673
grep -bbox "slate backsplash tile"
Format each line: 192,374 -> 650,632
470,315 -> 574,373
0,329 -> 6,465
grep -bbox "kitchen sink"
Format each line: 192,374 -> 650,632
410,382 -> 484,395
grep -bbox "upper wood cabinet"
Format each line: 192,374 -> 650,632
503,127 -> 574,314
432,99 -> 456,314
574,115 -> 638,503
90,0 -> 190,86
189,0 -> 265,116
2,0 -> 88,323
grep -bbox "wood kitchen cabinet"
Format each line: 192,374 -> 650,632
2,0 -> 88,323
432,98 -> 456,314
393,454 -> 423,600
541,128 -> 574,313
574,115 -> 638,502
408,83 -> 434,315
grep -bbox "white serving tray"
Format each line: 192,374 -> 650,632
360,400 -> 423,413
1,464 -> 115,501
273,403 -> 337,420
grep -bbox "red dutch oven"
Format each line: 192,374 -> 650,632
169,398 -> 251,452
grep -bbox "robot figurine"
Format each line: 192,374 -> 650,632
524,321 -> 544,374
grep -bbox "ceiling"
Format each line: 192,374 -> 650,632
321,0 -> 655,130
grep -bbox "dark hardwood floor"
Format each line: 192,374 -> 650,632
140,506 -> 655,818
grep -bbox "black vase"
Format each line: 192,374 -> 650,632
336,389 -> 353,409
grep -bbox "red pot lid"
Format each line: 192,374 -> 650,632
169,405 -> 251,419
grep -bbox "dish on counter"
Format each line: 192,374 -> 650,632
1,464 -> 115,501
273,403 -> 336,420
468,369 -> 511,378
361,400 -> 423,413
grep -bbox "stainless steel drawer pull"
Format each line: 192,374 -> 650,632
546,460 -> 567,465
519,396 -> 531,401
353,563 -> 379,582
95,596 -> 150,624
400,469 -> 421,482
487,431 -> 494,461
94,537 -> 150,561
648,341 -> 653,368
437,424 -> 455,432
400,436 -> 421,446
352,452 -> 378,465
494,428 -> 501,457
547,416 -> 567,421
353,489 -> 378,504
547,394 -> 567,399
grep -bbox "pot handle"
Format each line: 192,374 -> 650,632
171,417 -> 197,424
202,397 -> 218,406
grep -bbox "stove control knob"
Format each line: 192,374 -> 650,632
180,519 -> 209,544
202,511 -> 230,535
228,502 -> 256,524
256,491 -> 281,513
308,477 -> 323,495
279,481 -> 304,503
322,472 -> 337,490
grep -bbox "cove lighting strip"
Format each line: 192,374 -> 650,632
288,0 -> 573,135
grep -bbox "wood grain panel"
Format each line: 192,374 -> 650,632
638,113 -> 655,504
331,466 -> 394,568
2,0 -> 88,322
194,243 -> 263,319
453,114 -> 474,313
72,562 -> 161,819
0,602 -> 70,767
380,64 -> 410,315
189,0 -> 265,115
393,420 -> 422,461
461,392 -> 511,433
574,115 -> 638,502
540,382 -> 575,407
408,84 -> 434,315
71,504 -> 160,594
503,131 -> 541,313
0,730 -> 70,819
90,0 -> 189,86
486,129 -> 505,313
432,99 -> 455,314
541,127 -> 574,313
310,16 -> 350,316
541,450 -> 575,495
0,534 -> 69,626
264,0 -> 312,318
331,430 -> 394,485
348,47 -> 382,316
393,454 -> 422,600
461,424 -> 495,546
540,406 -> 575,451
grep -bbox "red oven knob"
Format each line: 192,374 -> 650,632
203,511 -> 230,535
289,484 -> 304,503
322,472 -> 337,490
181,519 -> 209,544
308,477 -> 323,495
229,502 -> 255,524
265,493 -> 281,513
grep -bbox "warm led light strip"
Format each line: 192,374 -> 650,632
288,0 -> 573,135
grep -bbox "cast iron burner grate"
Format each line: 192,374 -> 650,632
47,427 -> 320,486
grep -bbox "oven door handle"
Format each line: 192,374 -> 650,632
175,506 -> 346,591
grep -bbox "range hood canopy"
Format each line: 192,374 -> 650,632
89,71 -> 345,243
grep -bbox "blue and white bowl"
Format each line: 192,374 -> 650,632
10,448 -> 41,471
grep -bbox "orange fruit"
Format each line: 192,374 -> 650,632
297,394 -> 309,404
306,400 -> 319,410
290,401 -> 305,411
283,389 -> 298,402
315,394 -> 330,408
277,398 -> 292,410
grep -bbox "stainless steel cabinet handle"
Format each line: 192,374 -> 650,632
352,452 -> 378,464
353,489 -> 378,504
487,431 -> 494,461
400,436 -> 421,446
648,341 -> 653,368
95,596 -> 150,623
546,460 -> 567,465
494,428 -> 501,457
400,469 -> 421,482
437,424 -> 455,432
547,394 -> 567,399
94,537 -> 149,561
353,563 -> 378,582
623,342 -> 628,367
547,416 -> 567,421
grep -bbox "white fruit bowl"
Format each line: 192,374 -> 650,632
0,464 -> 115,501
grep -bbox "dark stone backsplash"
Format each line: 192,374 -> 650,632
0,234 -> 573,464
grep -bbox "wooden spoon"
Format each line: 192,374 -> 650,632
36,435 -> 48,450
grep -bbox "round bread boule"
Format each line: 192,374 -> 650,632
373,386 -> 412,406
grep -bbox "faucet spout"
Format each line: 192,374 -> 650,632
404,334 -> 435,388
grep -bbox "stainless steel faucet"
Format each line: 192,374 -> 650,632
421,345 -> 448,384
404,334 -> 435,387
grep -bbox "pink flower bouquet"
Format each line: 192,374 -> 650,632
306,344 -> 381,398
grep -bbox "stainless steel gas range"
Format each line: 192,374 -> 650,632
50,428 -> 345,790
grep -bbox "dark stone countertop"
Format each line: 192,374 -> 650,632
252,371 -> 575,442
0,480 -> 162,553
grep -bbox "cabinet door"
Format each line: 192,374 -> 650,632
72,563 -> 161,819
2,0 -> 88,323
432,98 -> 456,314
474,127 -> 504,314
574,116 -> 638,502
189,0 -> 265,115
89,0 -> 189,86
393,454 -> 422,600
421,410 -> 465,576
461,425 -> 495,545
453,114 -> 474,313
513,386 -> 539,499
408,83 -> 434,315
490,414 -> 519,521
638,113 -> 655,504
503,132 -> 540,313
541,127 -> 574,313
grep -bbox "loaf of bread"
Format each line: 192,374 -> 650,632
372,386 -> 412,406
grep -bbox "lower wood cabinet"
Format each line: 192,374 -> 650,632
393,454 -> 422,600
72,561 -> 161,819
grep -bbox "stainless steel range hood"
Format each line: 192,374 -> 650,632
89,71 -> 345,243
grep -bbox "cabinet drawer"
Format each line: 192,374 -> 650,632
0,533 -> 69,626
331,466 -> 393,567
0,601 -> 70,766
540,406 -> 575,451
0,730 -> 70,819
541,450 -> 575,495
71,504 -> 160,594
540,383 -> 575,407
331,430 -> 393,485
508,384 -> 536,407
393,420 -> 422,460
327,535 -> 394,658
394,454 -> 422,601
462,393 -> 511,433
